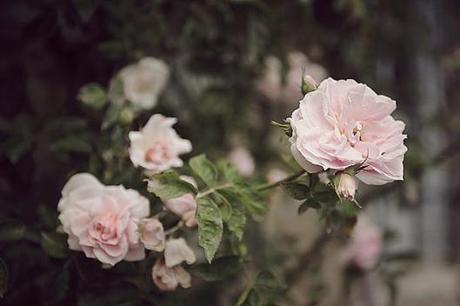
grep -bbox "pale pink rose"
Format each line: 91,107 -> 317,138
343,216 -> 382,270
164,176 -> 197,227
258,52 -> 327,105
228,147 -> 255,177
139,218 -> 165,252
336,173 -> 358,201
289,78 -> 407,185
57,173 -> 149,266
110,57 -> 170,110
129,114 -> 192,172
152,258 -> 192,291
164,238 -> 196,268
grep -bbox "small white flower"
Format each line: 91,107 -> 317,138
152,258 -> 192,291
111,57 -> 170,110
164,238 -> 196,268
128,114 -> 192,172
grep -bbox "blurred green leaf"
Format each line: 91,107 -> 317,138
282,182 -> 310,200
51,135 -> 92,153
0,258 -> 8,298
78,83 -> 107,109
40,232 -> 69,259
147,170 -> 197,200
298,198 -> 321,215
190,256 -> 241,281
189,154 -> 218,187
196,196 -> 223,263
0,220 -> 26,241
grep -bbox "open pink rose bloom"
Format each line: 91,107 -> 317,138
289,78 -> 407,185
58,173 -> 150,266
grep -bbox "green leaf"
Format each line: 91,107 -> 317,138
237,271 -> 284,306
189,256 -> 241,281
196,197 -> 223,263
282,182 -> 310,200
220,187 -> 267,218
78,83 -> 107,109
213,193 -> 233,222
40,232 -> 69,259
315,191 -> 339,204
147,171 -> 197,200
227,202 -> 246,241
189,154 -> 218,187
0,258 -> 8,298
298,198 -> 321,215
216,160 -> 240,182
0,220 -> 26,241
51,135 -> 92,153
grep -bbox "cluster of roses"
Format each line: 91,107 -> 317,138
58,112 -> 197,291
59,53 -> 408,291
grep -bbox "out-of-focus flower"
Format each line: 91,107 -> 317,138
301,75 -> 318,95
266,168 -> 288,184
228,147 -> 255,177
289,78 -> 407,185
164,238 -> 196,268
139,218 -> 165,252
58,173 -> 149,266
258,51 -> 327,105
152,258 -> 192,291
164,176 -> 197,227
336,173 -> 358,201
110,57 -> 169,110
343,216 -> 382,270
129,114 -> 192,172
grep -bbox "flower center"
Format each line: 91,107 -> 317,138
92,213 -> 118,241
347,122 -> 363,146
145,140 -> 172,164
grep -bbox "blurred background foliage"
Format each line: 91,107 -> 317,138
2,0 -> 460,305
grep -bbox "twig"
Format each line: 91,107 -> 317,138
256,170 -> 307,192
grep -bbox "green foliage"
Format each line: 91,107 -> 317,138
189,256 -> 242,281
78,83 -> 107,110
196,196 -> 224,263
0,258 -> 7,298
282,182 -> 310,200
147,170 -> 197,200
0,220 -> 26,241
189,154 -> 218,187
40,232 -> 69,259
237,271 -> 285,306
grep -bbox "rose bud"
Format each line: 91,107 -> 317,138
301,74 -> 318,95
336,173 -> 358,201
139,218 -> 165,252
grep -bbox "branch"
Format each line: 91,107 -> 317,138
256,170 -> 306,192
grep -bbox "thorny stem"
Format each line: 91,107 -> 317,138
256,170 -> 307,192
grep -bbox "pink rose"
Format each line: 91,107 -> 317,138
343,216 -> 382,270
128,114 -> 192,173
289,78 -> 407,185
139,218 -> 165,252
152,258 -> 192,291
164,176 -> 197,227
58,173 -> 150,266
164,238 -> 196,268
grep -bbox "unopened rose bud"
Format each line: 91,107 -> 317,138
139,218 -> 165,252
336,173 -> 358,201
301,75 -> 318,95
119,107 -> 134,125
